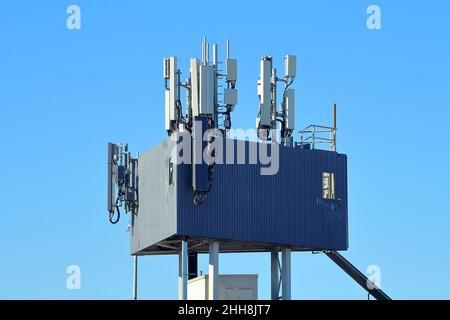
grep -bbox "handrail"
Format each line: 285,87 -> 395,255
299,124 -> 337,151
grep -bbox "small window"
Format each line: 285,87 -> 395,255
168,157 -> 174,185
322,172 -> 335,199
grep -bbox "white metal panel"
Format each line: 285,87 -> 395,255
188,275 -> 258,300
187,276 -> 207,300
285,89 -> 295,130
164,89 -> 171,130
190,58 -> 200,117
220,275 -> 258,300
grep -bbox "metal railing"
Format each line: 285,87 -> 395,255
299,124 -> 336,151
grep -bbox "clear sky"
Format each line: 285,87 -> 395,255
0,0 -> 449,299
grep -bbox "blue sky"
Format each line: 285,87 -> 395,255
0,0 -> 449,299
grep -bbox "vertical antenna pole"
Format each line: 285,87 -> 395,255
333,102 -> 337,130
332,102 -> 337,151
226,38 -> 230,60
271,67 -> 278,144
132,255 -> 138,300
213,45 -> 218,65
202,37 -> 206,64
213,44 -> 219,126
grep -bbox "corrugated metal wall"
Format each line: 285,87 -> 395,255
176,140 -> 348,251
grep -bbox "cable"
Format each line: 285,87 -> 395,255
285,77 -> 294,90
109,195 -> 122,224
109,206 -> 120,224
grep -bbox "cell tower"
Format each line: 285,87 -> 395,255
106,39 -> 391,300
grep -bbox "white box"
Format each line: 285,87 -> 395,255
226,59 -> 237,82
224,88 -> 238,105
284,55 -> 296,77
188,274 -> 258,300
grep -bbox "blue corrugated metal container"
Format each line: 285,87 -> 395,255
131,137 -> 348,255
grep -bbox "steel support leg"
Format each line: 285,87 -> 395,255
281,248 -> 291,300
178,241 -> 188,300
132,255 -> 138,300
325,251 -> 391,300
271,249 -> 279,300
208,242 -> 219,300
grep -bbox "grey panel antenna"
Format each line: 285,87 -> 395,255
107,142 -> 119,214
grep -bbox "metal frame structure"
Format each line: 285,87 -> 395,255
107,39 -> 392,301
270,249 -> 292,300
132,245 -> 391,300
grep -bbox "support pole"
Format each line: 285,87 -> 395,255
271,249 -> 279,300
271,67 -> 277,144
132,255 -> 138,300
332,102 -> 337,151
332,102 -> 337,132
281,248 -> 291,300
178,241 -> 188,300
325,251 -> 391,300
208,242 -> 219,300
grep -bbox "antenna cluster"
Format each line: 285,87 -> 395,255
256,55 -> 297,146
107,38 -> 336,220
107,143 -> 138,224
164,38 -> 238,135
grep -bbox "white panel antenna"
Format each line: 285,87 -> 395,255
223,39 -> 238,115
164,89 -> 171,130
226,59 -> 237,83
257,57 -> 272,128
164,57 -> 179,131
256,54 -> 297,144
190,58 -> 200,117
284,55 -> 296,132
284,89 -> 295,130
199,64 -> 215,115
